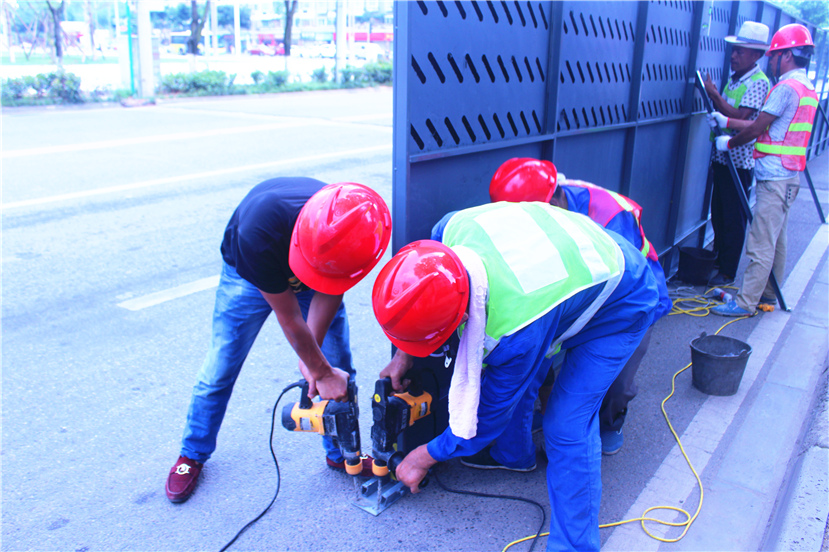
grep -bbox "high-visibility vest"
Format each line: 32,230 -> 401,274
753,78 -> 818,171
442,202 -> 624,355
564,180 -> 659,262
710,71 -> 770,141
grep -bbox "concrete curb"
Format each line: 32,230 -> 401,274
605,226 -> 829,551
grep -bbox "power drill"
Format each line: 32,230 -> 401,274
370,377 -> 433,478
281,375 -> 363,475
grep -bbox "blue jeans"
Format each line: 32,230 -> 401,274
180,262 -> 353,463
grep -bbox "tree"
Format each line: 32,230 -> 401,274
283,0 -> 297,56
187,0 -> 210,55
217,5 -> 250,29
777,0 -> 829,28
84,0 -> 96,59
45,0 -> 65,66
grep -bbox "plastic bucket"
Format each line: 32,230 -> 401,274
690,334 -> 752,396
677,247 -> 717,285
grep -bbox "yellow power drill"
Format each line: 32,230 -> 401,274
281,375 -> 363,475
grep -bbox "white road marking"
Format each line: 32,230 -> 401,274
2,144 -> 392,210
2,116 -> 391,159
118,275 -> 220,311
2,121 -> 308,158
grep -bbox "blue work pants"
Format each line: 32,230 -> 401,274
543,313 -> 650,551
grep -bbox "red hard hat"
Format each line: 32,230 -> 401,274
767,24 -> 814,55
489,158 -> 558,203
372,240 -> 469,358
289,183 -> 391,295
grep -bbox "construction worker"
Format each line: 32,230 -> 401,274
709,24 -> 817,316
166,177 -> 391,503
488,158 -> 672,456
373,201 -> 659,551
703,21 -> 771,286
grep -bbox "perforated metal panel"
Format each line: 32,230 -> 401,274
393,0 -> 823,255
391,0 -> 826,453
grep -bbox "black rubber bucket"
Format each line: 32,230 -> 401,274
690,334 -> 752,396
677,247 -> 718,285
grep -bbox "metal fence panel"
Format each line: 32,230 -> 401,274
393,0 -> 823,254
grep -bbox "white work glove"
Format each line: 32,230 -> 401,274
707,111 -> 729,130
715,135 -> 731,151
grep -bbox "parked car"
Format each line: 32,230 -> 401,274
351,43 -> 386,61
248,42 -> 284,56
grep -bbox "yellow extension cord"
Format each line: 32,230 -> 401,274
502,292 -> 751,552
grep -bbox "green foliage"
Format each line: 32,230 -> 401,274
777,0 -> 829,27
362,61 -> 393,84
265,70 -> 290,88
157,70 -> 238,96
311,66 -> 328,83
340,65 -> 366,87
1,70 -> 84,106
251,70 -> 265,85
217,5 -> 251,29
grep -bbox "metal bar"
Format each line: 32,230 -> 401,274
618,2 -> 649,199
802,167 -> 827,224
540,1 -> 564,163
664,1 -> 706,269
391,1 -> 410,253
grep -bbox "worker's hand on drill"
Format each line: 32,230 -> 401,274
380,349 -> 415,392
395,444 -> 436,493
299,362 -> 350,402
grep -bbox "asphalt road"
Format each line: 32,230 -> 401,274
2,88 -> 825,552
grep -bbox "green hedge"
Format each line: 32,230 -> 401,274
157,70 -> 239,96
2,62 -> 394,106
2,71 -> 84,106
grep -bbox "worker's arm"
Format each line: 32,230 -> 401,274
379,349 -> 415,392
723,111 -> 778,149
703,74 -> 758,120
260,289 -> 349,401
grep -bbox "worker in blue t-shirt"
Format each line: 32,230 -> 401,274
166,177 -> 391,503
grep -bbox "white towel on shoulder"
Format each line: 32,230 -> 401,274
447,245 -> 488,440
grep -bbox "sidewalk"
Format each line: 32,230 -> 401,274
605,164 -> 829,551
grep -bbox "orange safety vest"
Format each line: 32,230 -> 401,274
753,79 -> 818,171
565,180 -> 659,262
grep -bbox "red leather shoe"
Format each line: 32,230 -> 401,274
166,456 -> 203,503
326,456 -> 375,477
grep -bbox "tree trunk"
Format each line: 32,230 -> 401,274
188,0 -> 210,56
283,0 -> 297,56
45,0 -> 64,68
85,0 -> 97,60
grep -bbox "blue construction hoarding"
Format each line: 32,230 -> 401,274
389,0 -> 828,450
392,0 -> 827,265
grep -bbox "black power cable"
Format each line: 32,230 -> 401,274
431,472 -> 547,552
218,380 -> 304,552
420,365 -> 547,552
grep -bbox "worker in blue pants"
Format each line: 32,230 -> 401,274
373,202 -> 659,550
487,158 -> 672,457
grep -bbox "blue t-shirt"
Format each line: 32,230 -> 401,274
220,177 -> 327,294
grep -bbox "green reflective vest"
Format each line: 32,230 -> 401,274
441,202 -> 624,355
